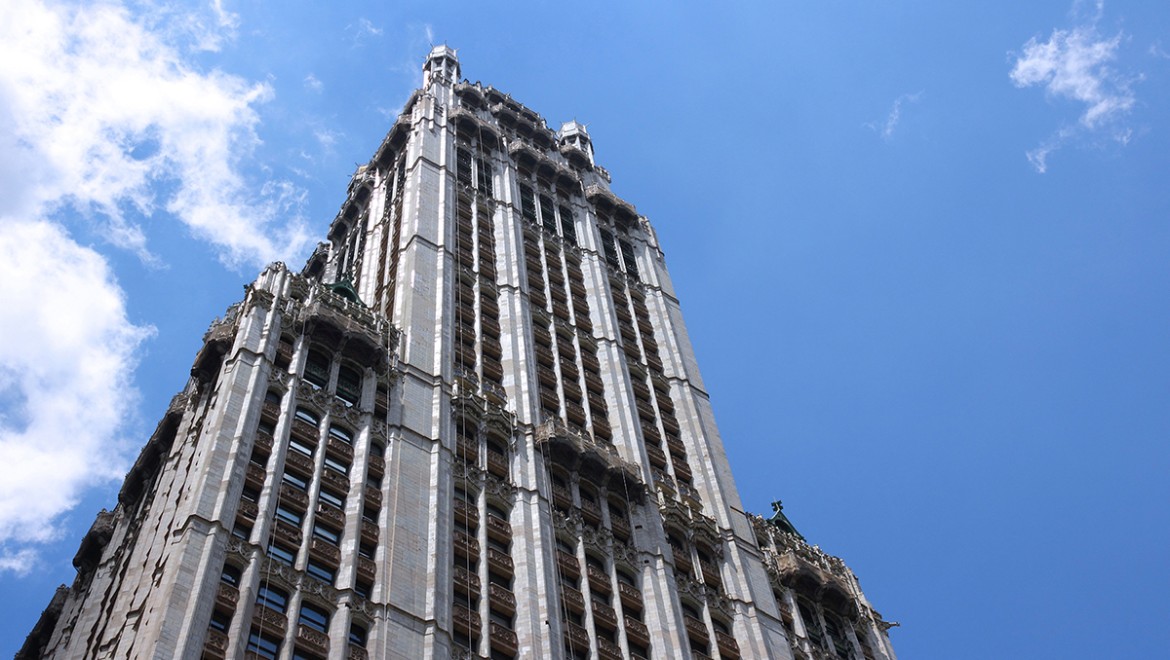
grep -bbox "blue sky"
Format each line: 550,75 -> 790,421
1,1 -> 1167,657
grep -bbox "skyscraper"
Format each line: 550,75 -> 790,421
21,47 -> 897,660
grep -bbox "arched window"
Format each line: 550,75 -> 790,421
298,602 -> 330,633
328,425 -> 353,444
304,349 -> 330,388
336,364 -> 361,405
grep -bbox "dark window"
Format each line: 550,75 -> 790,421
476,156 -> 493,195
354,579 -> 372,598
298,602 -> 330,633
246,629 -> 281,659
349,623 -> 368,648
275,506 -> 302,526
328,425 -> 353,444
209,608 -> 231,632
457,148 -> 473,186
294,408 -> 319,425
369,442 -> 385,458
306,560 -> 335,585
559,205 -> 576,244
289,437 -> 316,457
283,471 -> 309,491
304,350 -> 330,388
220,564 -> 242,586
319,488 -> 345,509
312,523 -> 341,546
358,542 -> 376,559
232,522 -> 252,540
539,195 -> 557,233
620,240 -> 639,278
336,365 -> 361,405
520,186 -> 536,221
255,585 -> 289,613
324,456 -> 350,475
267,542 -> 295,566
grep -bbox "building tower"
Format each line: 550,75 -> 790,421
20,47 -> 897,660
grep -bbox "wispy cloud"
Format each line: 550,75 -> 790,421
348,17 -> 383,47
1009,1 -> 1138,172
0,0 -> 314,570
0,220 -> 153,574
303,73 -> 323,93
0,0 -> 312,266
868,91 -> 924,140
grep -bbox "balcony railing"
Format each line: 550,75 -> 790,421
454,498 -> 479,528
453,604 -> 480,637
561,585 -> 585,613
671,543 -> 693,574
645,444 -> 667,468
684,615 -> 709,644
489,622 -> 518,656
252,604 -> 287,633
310,537 -> 341,567
216,582 -> 239,611
556,549 -> 580,579
454,531 -> 479,559
296,623 -> 330,656
489,583 -> 516,615
580,498 -> 602,525
203,629 -> 229,659
365,484 -> 383,508
347,646 -> 369,660
624,616 -> 650,646
485,450 -> 508,477
315,501 -> 344,528
368,453 -> 385,479
715,631 -> 742,660
700,559 -> 722,588
321,468 -> 350,493
587,565 -> 611,594
610,515 -> 631,541
486,514 -> 511,543
487,548 -> 514,578
454,565 -> 481,599
245,463 -> 266,489
597,636 -> 623,660
291,418 -> 318,444
591,600 -> 618,630
236,499 -> 259,522
326,437 -> 354,462
357,555 -> 376,582
284,450 -> 314,476
260,400 -> 281,423
618,581 -> 643,611
273,519 -> 302,546
360,520 -> 379,545
254,431 -> 273,455
564,621 -> 590,651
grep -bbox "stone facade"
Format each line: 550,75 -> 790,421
19,47 -> 896,660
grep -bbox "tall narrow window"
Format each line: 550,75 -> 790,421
299,602 -> 330,633
305,350 -> 330,388
559,205 -> 576,244
336,365 -> 361,405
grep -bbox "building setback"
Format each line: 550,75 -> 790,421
20,47 -> 897,660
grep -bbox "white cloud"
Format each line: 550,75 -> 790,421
0,220 -> 153,573
868,91 -> 924,140
304,73 -> 324,93
0,0 -> 321,571
349,17 -> 383,46
1010,2 -> 1138,172
0,0 -> 313,267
